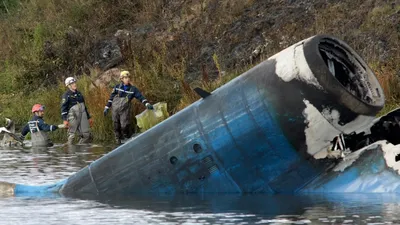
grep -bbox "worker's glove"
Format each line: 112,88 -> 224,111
145,103 -> 154,110
103,107 -> 109,116
57,124 -> 67,129
89,118 -> 94,128
63,120 -> 69,128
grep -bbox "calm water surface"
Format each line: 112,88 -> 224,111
1,144 -> 400,224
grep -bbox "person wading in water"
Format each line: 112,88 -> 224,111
21,104 -> 65,147
61,77 -> 93,145
103,70 -> 153,144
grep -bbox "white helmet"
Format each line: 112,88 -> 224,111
65,77 -> 77,86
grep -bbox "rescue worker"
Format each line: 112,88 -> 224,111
61,77 -> 93,145
21,104 -> 62,147
103,70 -> 153,144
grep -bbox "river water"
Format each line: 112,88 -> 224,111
0,144 -> 400,224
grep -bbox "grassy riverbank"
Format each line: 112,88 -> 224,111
0,59 -> 241,143
1,1 -> 400,142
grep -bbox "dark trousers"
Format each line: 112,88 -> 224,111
112,97 -> 132,140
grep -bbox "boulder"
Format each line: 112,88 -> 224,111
89,39 -> 123,71
90,68 -> 121,89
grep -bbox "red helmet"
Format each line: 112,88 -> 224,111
32,104 -> 45,113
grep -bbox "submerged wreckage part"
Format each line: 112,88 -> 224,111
58,35 -> 384,196
300,141 -> 400,193
4,35 -> 385,196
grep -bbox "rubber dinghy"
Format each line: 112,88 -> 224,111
3,34 -> 398,198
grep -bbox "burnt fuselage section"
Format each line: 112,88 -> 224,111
57,35 -> 384,197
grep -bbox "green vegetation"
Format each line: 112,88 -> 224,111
1,0 -> 400,142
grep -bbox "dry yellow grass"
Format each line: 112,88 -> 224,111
2,0 -> 400,141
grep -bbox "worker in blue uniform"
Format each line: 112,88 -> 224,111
21,104 -> 64,147
61,77 -> 93,145
103,70 -> 153,144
